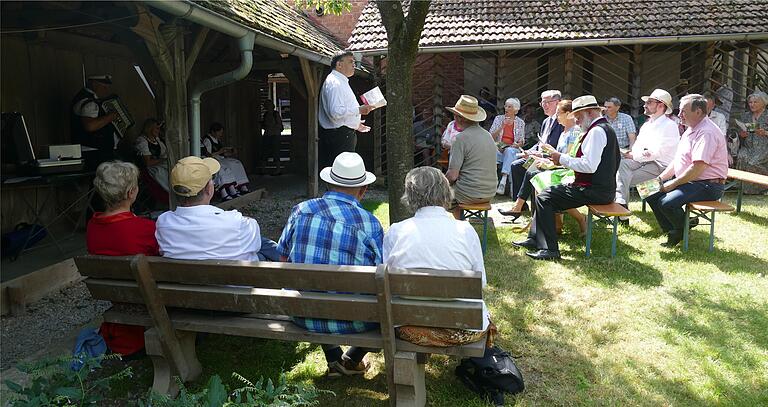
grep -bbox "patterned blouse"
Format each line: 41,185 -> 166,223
489,115 -> 525,146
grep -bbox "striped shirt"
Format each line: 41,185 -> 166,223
277,191 -> 383,334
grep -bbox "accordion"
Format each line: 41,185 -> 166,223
100,96 -> 134,138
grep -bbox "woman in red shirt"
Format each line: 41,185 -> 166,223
87,161 -> 159,356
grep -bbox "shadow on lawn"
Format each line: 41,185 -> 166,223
659,245 -> 768,274
612,287 -> 768,405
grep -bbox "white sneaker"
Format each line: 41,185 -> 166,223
496,182 -> 506,195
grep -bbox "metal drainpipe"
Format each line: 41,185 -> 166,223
190,32 -> 255,157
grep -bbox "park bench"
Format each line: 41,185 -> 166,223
726,168 -> 768,213
585,203 -> 631,258
683,200 -> 734,252
74,254 -> 487,407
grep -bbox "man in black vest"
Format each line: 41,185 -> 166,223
70,75 -> 119,170
513,95 -> 620,260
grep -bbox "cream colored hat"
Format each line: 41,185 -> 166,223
641,89 -> 673,114
571,95 -> 602,114
320,152 -> 376,188
446,95 -> 487,122
170,156 -> 221,196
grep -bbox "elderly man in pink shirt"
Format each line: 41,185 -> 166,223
647,94 -> 729,247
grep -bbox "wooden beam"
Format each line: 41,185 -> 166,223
630,44 -> 643,118
185,26 -> 210,78
280,60 -> 307,99
300,57 -> 320,197
564,48 -> 574,97
375,264 -> 398,406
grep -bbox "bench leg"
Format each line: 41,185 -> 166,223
144,328 -> 202,396
683,207 -> 691,252
709,211 -> 716,252
642,199 -> 646,213
585,212 -> 593,258
393,351 -> 426,407
611,216 -> 619,258
481,211 -> 488,255
737,181 -> 743,213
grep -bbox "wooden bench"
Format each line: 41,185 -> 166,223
585,203 -> 631,258
683,201 -> 734,252
726,168 -> 768,213
74,255 -> 486,406
459,202 -> 492,254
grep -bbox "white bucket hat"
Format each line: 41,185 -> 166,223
641,89 -> 673,114
320,152 -> 376,188
571,95 -> 602,114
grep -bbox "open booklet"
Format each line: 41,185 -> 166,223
360,86 -> 387,108
734,119 -> 757,132
636,178 -> 663,200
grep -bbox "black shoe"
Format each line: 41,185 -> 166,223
661,232 -> 683,247
512,238 -> 537,250
688,217 -> 699,229
526,249 -> 561,260
498,208 -> 523,221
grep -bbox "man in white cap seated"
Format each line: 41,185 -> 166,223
614,89 -> 680,223
277,152 -> 382,377
513,95 -> 620,260
70,74 -> 121,170
155,156 -> 279,261
445,95 -> 498,219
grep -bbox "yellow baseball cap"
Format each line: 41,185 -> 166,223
170,156 -> 221,196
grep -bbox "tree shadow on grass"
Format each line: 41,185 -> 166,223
659,245 -> 768,275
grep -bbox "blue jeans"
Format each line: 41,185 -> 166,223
497,147 -> 521,175
646,181 -> 724,236
257,237 -> 281,261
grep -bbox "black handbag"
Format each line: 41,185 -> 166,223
455,346 -> 525,406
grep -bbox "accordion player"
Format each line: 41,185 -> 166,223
100,96 -> 134,138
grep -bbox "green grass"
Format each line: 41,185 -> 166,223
101,193 -> 767,406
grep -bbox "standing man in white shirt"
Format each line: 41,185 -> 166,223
319,51 -> 377,168
155,156 -> 279,261
614,89 -> 680,215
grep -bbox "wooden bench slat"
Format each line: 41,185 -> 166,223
727,168 -> 768,186
76,257 -> 483,299
103,309 -> 487,358
87,280 -> 485,330
688,201 -> 735,212
588,203 -> 630,217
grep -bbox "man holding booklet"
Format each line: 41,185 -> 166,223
614,89 -> 680,223
646,94 -> 729,248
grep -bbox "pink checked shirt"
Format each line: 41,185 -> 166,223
671,116 -> 728,181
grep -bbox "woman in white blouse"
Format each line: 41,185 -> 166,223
489,98 -> 526,195
383,167 -> 494,347
202,122 -> 251,201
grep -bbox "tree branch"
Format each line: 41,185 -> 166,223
376,0 -> 405,44
404,1 -> 430,50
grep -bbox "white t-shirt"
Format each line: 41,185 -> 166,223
155,205 -> 261,261
318,70 -> 361,130
383,206 -> 489,330
560,117 -> 607,174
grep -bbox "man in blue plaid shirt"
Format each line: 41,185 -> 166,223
603,96 -> 637,149
277,152 -> 383,377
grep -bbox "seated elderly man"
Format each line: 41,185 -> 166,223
445,95 -> 498,219
384,166 -> 493,347
277,152 -> 382,377
648,94 -> 729,247
155,156 -> 279,261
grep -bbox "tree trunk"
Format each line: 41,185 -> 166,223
376,0 -> 430,224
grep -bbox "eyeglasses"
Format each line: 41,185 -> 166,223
540,99 -> 557,106
644,99 -> 660,105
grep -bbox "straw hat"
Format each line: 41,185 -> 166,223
170,156 -> 221,196
641,89 -> 673,114
320,152 -> 376,188
571,95 -> 602,114
446,95 -> 487,122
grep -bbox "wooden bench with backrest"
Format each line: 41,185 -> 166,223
74,254 -> 487,407
726,168 -> 768,213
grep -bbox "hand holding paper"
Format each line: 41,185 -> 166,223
360,86 -> 387,109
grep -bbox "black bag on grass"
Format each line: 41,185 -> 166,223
455,346 -> 524,406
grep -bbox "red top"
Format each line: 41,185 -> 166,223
501,121 -> 516,145
86,211 -> 159,256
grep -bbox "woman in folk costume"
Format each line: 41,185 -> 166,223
202,122 -> 250,201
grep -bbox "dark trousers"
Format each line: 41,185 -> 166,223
321,344 -> 376,364
319,126 -> 357,169
510,159 -> 528,199
517,167 -> 542,201
646,181 -> 724,237
528,184 -> 613,252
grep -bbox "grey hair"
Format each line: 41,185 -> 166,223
401,166 -> 453,212
680,94 -> 707,114
175,180 -> 212,206
505,98 -> 521,110
541,90 -> 562,100
747,91 -> 768,106
94,161 -> 139,209
605,96 -> 622,106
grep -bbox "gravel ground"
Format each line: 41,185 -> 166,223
0,181 -> 390,372
0,282 -> 110,370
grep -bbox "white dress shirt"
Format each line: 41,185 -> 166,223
630,114 -> 680,167
708,110 -> 728,136
383,206 -> 489,330
156,205 -> 261,261
318,69 -> 360,130
560,117 -> 607,174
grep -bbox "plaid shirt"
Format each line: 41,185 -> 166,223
604,112 -> 637,149
277,191 -> 383,334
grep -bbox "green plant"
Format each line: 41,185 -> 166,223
141,372 -> 333,406
4,353 -> 132,406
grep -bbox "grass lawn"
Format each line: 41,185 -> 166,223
97,194 -> 767,405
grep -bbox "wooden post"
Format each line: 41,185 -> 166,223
564,48 -> 574,98
299,57 -> 320,197
494,51 -> 507,112
630,44 -> 643,118
746,44 -> 758,94
432,54 -> 443,163
374,264 -> 397,406
373,56 -> 383,176
703,42 -> 716,88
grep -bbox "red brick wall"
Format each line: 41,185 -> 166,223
409,53 -> 465,130
294,0 -> 368,46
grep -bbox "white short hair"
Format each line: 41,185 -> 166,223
94,161 -> 139,209
748,91 -> 768,106
401,167 -> 453,212
505,98 -> 521,110
541,90 -> 562,100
